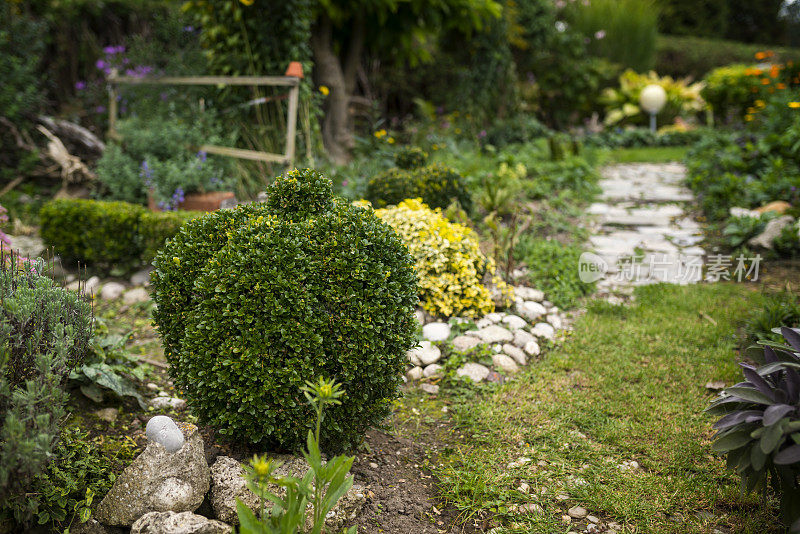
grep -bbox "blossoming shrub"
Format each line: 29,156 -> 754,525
366,163 -> 471,211
151,169 -> 418,452
395,146 -> 428,169
375,198 -> 509,318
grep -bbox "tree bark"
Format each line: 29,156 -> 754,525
343,15 -> 365,96
311,14 -> 353,165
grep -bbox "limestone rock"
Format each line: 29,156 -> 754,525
150,396 -> 187,411
96,422 -> 210,526
406,366 -> 423,381
546,314 -> 563,330
131,511 -> 231,534
516,300 -> 546,321
146,416 -> 185,452
532,322 -> 556,341
501,314 -> 527,330
130,266 -> 154,287
512,329 -> 536,349
524,341 -> 541,356
423,364 -> 443,378
472,325 -> 514,344
456,362 -> 490,382
420,383 -> 439,394
100,282 -> 126,300
124,287 -> 151,305
422,322 -> 451,341
514,286 -> 544,302
407,341 -> 441,366
492,353 -> 519,374
452,335 -> 483,352
749,215 -> 795,249
502,344 -> 526,366
209,456 -> 259,524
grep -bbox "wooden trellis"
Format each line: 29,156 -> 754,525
106,71 -> 301,168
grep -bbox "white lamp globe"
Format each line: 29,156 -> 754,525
640,84 -> 667,114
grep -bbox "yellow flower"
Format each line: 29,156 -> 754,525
745,114 -> 754,121
387,137 -> 395,144
790,102 -> 800,109
239,0 -> 254,5
373,129 -> 387,139
319,85 -> 329,96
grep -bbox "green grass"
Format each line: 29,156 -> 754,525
606,145 -> 690,163
435,283 -> 780,533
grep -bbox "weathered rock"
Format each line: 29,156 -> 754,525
501,314 -> 527,330
502,344 -> 527,366
492,353 -> 519,374
407,341 -> 441,366
516,300 -> 547,321
485,312 -> 505,323
512,329 -> 536,349
567,506 -> 588,519
131,266 -> 154,287
456,362 -> 491,382
131,511 -> 231,534
8,235 -> 46,258
96,422 -> 209,526
514,286 -> 544,302
72,519 -> 110,534
406,366 -> 424,381
146,416 -> 185,452
532,322 -> 556,341
100,282 -> 126,300
414,309 -> 426,325
124,287 -> 151,305
546,314 -> 563,330
420,383 -> 440,395
423,322 -> 451,342
150,396 -> 188,411
472,325 -> 514,344
423,364 -> 443,378
524,341 -> 541,356
749,215 -> 795,249
209,456 -> 259,524
94,407 -> 119,423
452,335 -> 483,351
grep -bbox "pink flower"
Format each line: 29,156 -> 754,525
595,30 -> 606,40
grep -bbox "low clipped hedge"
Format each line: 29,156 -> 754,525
151,169 -> 418,452
366,163 -> 471,211
39,199 -> 200,268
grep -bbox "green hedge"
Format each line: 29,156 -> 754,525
40,199 -> 201,268
655,35 -> 800,79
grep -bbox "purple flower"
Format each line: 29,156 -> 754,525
172,187 -> 185,206
479,130 -> 487,139
95,105 -> 106,113
103,46 -> 117,55
595,30 -> 606,40
160,92 -> 168,101
75,81 -> 86,91
183,26 -> 195,32
342,180 -> 349,187
140,160 -> 153,186
197,150 -> 207,163
95,59 -> 107,70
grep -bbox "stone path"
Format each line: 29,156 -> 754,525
586,163 -> 706,296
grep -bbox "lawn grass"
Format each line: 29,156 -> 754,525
435,283 -> 779,533
606,146 -> 690,164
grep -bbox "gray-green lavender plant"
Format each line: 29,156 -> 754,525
236,377 -> 357,534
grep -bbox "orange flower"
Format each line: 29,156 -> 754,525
777,83 -> 787,90
770,65 -> 781,78
761,78 -> 771,85
745,68 -> 763,76
755,51 -> 767,60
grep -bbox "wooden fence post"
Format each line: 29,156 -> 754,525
285,83 -> 300,169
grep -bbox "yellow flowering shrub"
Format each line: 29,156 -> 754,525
374,198 -> 512,318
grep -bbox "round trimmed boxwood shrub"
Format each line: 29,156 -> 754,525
395,146 -> 428,169
366,163 -> 471,211
151,169 -> 418,452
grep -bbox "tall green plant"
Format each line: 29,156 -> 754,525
566,0 -> 659,72
237,378 -> 356,534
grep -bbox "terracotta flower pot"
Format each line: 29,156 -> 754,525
148,190 -> 235,212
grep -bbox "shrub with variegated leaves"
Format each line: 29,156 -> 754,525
707,326 -> 800,532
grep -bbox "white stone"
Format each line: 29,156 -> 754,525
423,364 -> 443,378
100,281 -> 125,300
473,325 -> 514,344
492,353 -> 519,374
407,340 -> 442,365
516,300 -> 547,321
150,396 -> 187,411
546,314 -> 563,330
131,266 -> 154,287
475,318 -> 493,329
749,215 -> 795,249
485,312 -> 504,323
524,341 -> 541,356
502,344 -> 527,366
514,286 -> 545,301
414,310 -> 426,325
131,511 -> 231,534
406,366 -> 423,381
513,329 -> 536,349
123,287 -> 150,305
146,416 -> 185,452
422,322 -> 451,341
456,362 -> 490,382
532,322 -> 556,341
452,335 -> 483,352
501,314 -> 527,330
209,457 -> 258,524
420,383 -> 439,395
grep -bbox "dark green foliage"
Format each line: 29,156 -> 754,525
745,293 -> 800,346
655,34 -> 800,79
523,157 -> 600,203
3,426 -> 118,530
39,198 -> 202,269
40,199 -> 145,269
395,146 -> 428,170
366,164 -> 471,211
151,169 -> 419,452
0,257 -> 93,526
481,115 -> 550,148
656,0 -> 730,39
516,238 -> 593,309
707,327 -> 800,531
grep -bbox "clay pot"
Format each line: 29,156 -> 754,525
148,191 -> 235,212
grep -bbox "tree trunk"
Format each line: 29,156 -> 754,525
311,14 -> 353,165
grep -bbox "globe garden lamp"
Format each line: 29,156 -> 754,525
640,84 -> 667,132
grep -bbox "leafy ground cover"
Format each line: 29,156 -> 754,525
604,146 -> 690,164
431,282 -> 780,533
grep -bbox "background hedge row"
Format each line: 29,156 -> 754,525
39,199 -> 201,269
